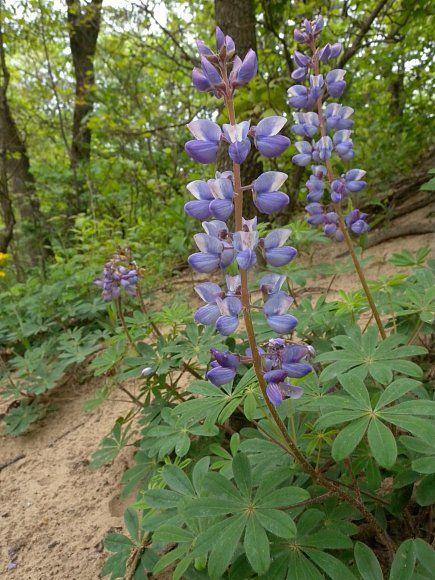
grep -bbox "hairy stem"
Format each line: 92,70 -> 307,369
310,43 -> 386,340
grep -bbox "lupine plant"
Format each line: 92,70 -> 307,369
90,19 -> 435,580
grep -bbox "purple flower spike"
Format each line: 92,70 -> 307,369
252,171 -> 289,214
185,120 -> 222,164
184,180 -> 214,220
264,291 -> 298,334
262,229 -> 297,267
292,140 -> 313,166
230,49 -> 258,87
326,69 -> 346,98
215,296 -> 242,336
253,116 -> 290,158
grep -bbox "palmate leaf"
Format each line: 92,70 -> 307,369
4,399 -> 47,436
317,326 -> 426,385
180,453 -> 306,577
354,542 -> 383,580
316,372 -> 434,467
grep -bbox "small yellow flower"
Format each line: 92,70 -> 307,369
0,271 -> 5,278
0,252 -> 8,263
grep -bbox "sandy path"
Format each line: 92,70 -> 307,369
0,202 -> 433,579
0,377 -> 136,579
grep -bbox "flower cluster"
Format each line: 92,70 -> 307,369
288,16 -> 370,241
207,337 -> 315,406
94,252 -> 138,301
185,28 -> 313,407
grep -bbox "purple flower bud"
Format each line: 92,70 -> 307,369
345,209 -> 370,235
215,27 -> 225,50
306,202 -> 324,226
192,68 -> 212,92
231,49 -> 258,86
196,39 -> 213,56
201,56 -> 224,88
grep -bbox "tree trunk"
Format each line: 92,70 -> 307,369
66,0 -> 102,214
0,12 -> 49,266
215,0 -> 262,218
0,135 -> 15,253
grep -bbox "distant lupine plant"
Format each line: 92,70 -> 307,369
289,16 -> 369,242
184,27 -> 315,408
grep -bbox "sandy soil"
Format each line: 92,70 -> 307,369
0,202 -> 433,579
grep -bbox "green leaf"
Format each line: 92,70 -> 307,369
415,474 -> 435,506
332,416 -> 370,461
338,373 -> 371,408
183,497 -> 241,518
286,550 -> 324,579
368,419 -> 397,468
387,400 -> 435,417
375,378 -> 421,410
104,532 -> 133,553
204,471 -> 244,503
260,486 -> 310,508
244,514 -> 270,575
162,464 -> 195,496
412,456 -> 435,474
153,524 -> 194,544
232,452 -> 252,497
142,488 -> 181,509
315,409 -> 366,430
381,414 -> 435,445
124,508 -> 140,543
354,541 -> 383,580
389,539 -> 416,580
304,548 -> 357,580
207,515 -> 246,579
153,545 -> 187,575
255,508 -> 296,539
413,539 -> 435,574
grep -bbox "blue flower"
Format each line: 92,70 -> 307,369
207,348 -> 240,386
263,291 -> 298,334
222,121 -> 251,164
184,180 -> 214,220
261,229 -> 297,267
253,116 -> 290,158
185,119 -> 222,164
215,296 -> 242,335
252,171 -> 289,214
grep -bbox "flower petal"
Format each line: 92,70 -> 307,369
253,171 -> 288,194
207,365 -> 236,386
188,252 -> 220,273
256,116 -> 287,137
266,314 -> 298,334
184,200 -> 212,220
265,246 -> 297,267
266,383 -> 284,406
194,303 -> 221,325
256,135 -> 290,158
185,140 -> 219,164
216,315 -> 239,336
264,229 -> 291,250
209,199 -> 233,220
194,282 -> 222,303
254,192 -> 289,214
187,119 -> 222,142
236,248 -> 257,270
186,180 -> 213,200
